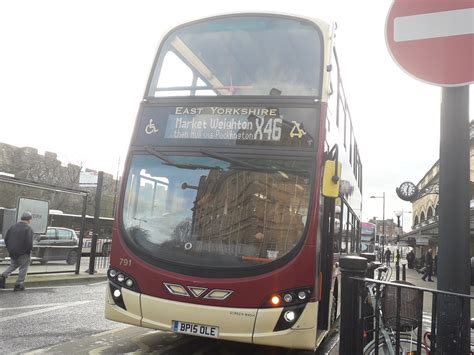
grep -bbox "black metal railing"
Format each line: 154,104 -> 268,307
339,256 -> 473,354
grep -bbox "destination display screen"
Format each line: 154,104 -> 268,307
133,105 -> 319,148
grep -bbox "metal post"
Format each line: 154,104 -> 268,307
75,194 -> 88,275
339,256 -> 367,355
437,86 -> 470,354
88,171 -> 103,275
360,252 -> 377,279
395,214 -> 401,281
382,192 -> 385,262
402,264 -> 406,281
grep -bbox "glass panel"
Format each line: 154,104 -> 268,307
57,229 -> 72,240
45,228 -> 56,239
122,154 -> 312,269
149,15 -> 323,97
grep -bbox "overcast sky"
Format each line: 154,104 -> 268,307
0,0 -> 472,230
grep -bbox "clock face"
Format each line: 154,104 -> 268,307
398,181 -> 417,201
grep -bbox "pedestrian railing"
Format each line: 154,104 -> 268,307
339,256 -> 473,354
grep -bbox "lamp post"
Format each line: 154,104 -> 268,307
394,210 -> 403,280
394,210 -> 402,249
371,193 -> 385,262
372,216 -> 377,253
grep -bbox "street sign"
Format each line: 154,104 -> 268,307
17,197 -> 49,234
79,171 -> 98,187
385,0 -> 474,87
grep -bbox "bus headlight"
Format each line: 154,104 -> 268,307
284,311 -> 296,322
273,303 -> 307,331
109,282 -> 126,310
113,289 -> 122,298
263,287 -> 312,308
297,291 -> 307,300
107,268 -> 139,292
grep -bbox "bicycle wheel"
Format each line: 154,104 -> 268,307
363,333 -> 429,354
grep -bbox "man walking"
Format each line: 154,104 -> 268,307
421,248 -> 434,282
0,211 -> 34,291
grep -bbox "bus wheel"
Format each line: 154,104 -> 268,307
66,250 -> 78,265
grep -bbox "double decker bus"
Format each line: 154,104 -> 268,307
105,13 -> 363,351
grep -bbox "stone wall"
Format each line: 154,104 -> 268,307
0,143 -> 117,218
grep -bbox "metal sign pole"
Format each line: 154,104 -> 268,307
88,171 -> 103,275
75,194 -> 88,275
437,85 -> 470,353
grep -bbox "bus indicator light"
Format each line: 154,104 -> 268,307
271,295 -> 282,306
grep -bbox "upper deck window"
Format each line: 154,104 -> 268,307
148,15 -> 323,97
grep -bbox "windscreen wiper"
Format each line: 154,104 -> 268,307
200,150 -> 308,174
144,146 -> 222,170
200,150 -> 262,170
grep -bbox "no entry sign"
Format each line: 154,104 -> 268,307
385,0 -> 474,87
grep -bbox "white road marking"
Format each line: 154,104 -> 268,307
0,300 -> 91,322
0,280 -> 107,291
0,302 -> 69,311
394,8 -> 474,42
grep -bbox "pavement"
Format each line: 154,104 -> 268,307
327,261 -> 474,354
1,266 -> 108,288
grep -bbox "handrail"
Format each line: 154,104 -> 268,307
352,276 -> 474,299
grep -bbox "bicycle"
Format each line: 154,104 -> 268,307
363,268 -> 429,354
422,319 -> 474,354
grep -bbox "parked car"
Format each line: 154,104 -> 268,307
0,238 -> 8,262
33,227 -> 79,265
0,227 -> 79,265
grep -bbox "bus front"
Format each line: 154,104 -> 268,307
106,14 -> 334,350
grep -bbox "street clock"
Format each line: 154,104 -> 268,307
396,181 -> 418,202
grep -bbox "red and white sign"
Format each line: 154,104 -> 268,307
385,0 -> 474,87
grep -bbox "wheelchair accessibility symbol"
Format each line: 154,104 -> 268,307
290,121 -> 306,139
145,119 -> 159,134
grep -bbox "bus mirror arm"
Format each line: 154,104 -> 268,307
328,144 -> 340,183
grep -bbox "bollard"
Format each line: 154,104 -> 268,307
339,256 -> 368,355
402,264 -> 406,281
360,252 -> 376,263
396,263 -> 400,281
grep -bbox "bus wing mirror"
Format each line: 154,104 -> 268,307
322,160 -> 341,198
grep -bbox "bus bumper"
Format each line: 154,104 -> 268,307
105,285 -> 318,350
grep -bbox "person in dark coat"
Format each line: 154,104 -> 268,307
406,250 -> 415,269
384,248 -> 391,266
421,248 -> 434,281
0,212 -> 34,291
